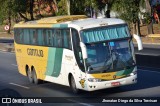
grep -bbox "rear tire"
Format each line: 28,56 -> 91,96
27,68 -> 33,83
32,68 -> 42,84
70,76 -> 79,94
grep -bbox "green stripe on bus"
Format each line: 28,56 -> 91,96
115,70 -> 125,76
115,67 -> 134,76
46,48 -> 63,77
52,24 -> 68,28
122,67 -> 134,75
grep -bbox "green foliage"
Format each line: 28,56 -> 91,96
143,12 -> 152,24
70,0 -> 85,15
56,0 -> 67,15
111,0 -> 143,23
13,0 -> 27,13
84,0 -> 99,10
0,0 -> 27,23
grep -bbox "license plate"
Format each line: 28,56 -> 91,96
111,82 -> 120,86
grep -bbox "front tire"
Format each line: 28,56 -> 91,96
70,76 -> 79,94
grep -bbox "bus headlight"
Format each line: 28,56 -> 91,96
130,71 -> 137,76
88,78 -> 101,82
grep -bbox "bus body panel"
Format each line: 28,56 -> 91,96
15,42 -> 82,86
14,16 -> 138,92
85,74 -> 137,91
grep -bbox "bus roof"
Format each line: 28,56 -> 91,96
14,15 -> 126,30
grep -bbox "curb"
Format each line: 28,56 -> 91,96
0,43 -> 14,53
0,48 -> 15,53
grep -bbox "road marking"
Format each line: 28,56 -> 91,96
66,99 -> 94,106
9,83 -> 30,89
139,69 -> 160,74
11,64 -> 17,67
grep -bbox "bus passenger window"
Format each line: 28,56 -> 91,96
30,30 -> 37,45
43,30 -> 47,46
19,29 -> 24,44
47,31 -> 52,46
33,31 -> 37,45
23,29 -> 30,44
14,29 -> 21,43
72,29 -> 85,71
63,29 -> 71,49
55,30 -> 62,47
37,29 -> 44,46
52,30 -> 55,47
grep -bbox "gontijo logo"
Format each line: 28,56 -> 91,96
27,48 -> 43,57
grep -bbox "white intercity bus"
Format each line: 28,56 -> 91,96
14,15 -> 143,93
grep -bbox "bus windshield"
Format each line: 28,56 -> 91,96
85,39 -> 135,73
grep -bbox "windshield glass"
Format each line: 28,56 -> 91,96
80,24 -> 130,44
85,39 -> 135,73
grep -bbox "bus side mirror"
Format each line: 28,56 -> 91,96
133,34 -> 143,51
80,42 -> 88,59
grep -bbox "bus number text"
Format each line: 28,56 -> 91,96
27,48 -> 43,57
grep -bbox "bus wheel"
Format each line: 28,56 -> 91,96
27,68 -> 33,83
32,68 -> 42,84
70,76 -> 79,94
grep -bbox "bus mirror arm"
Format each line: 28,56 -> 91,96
80,42 -> 88,59
133,34 -> 143,51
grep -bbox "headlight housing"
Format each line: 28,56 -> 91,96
130,71 -> 137,76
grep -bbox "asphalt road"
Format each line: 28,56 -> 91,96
0,51 -> 160,106
135,44 -> 160,68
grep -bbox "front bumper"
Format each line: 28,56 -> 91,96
84,74 -> 137,91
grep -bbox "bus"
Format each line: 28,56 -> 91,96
14,15 -> 143,93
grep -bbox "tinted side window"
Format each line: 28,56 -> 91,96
57,30 -> 63,47
23,29 -> 30,44
37,29 -> 44,46
62,29 -> 71,49
14,28 -> 72,50
14,29 -> 25,44
46,30 -> 53,46
72,29 -> 85,71
14,29 -> 21,43
29,29 -> 37,45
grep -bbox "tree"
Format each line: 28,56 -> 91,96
29,0 -> 34,20
56,0 -> 68,15
67,0 -> 70,15
0,0 -> 13,33
13,0 -> 29,21
0,0 -> 28,33
102,0 -> 115,18
111,0 -> 144,36
145,0 -> 154,34
70,0 -> 85,15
